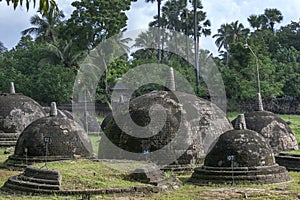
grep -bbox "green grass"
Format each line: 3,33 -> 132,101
0,152 -> 300,199
1,113 -> 300,199
226,111 -> 242,121
33,159 -> 148,190
0,159 -> 300,200
89,135 -> 101,155
279,114 -> 300,142
97,116 -> 104,123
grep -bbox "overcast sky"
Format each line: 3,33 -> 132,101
1,0 -> 300,55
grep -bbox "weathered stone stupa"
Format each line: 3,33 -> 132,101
189,114 -> 291,185
7,102 -> 93,168
99,68 -> 232,165
0,82 -> 46,146
232,93 -> 298,153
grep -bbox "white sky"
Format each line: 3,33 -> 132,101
1,0 -> 300,56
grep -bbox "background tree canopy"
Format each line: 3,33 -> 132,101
1,0 -> 300,109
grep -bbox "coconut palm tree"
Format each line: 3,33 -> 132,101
21,10 -> 64,43
41,40 -> 85,69
213,21 -> 249,65
213,24 -> 231,53
230,21 -> 250,42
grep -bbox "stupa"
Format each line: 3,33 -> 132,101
189,114 -> 291,185
232,93 -> 298,153
6,102 -> 93,169
0,82 -> 46,146
99,67 -> 232,166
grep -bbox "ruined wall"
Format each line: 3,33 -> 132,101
228,97 -> 300,114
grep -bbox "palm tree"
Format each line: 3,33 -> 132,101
230,21 -> 250,42
6,0 -> 58,16
145,0 -> 163,62
213,21 -> 249,65
264,8 -> 283,32
248,9 -> 283,32
41,40 -> 86,69
21,10 -> 64,43
133,29 -> 159,59
248,15 -> 261,31
213,23 -> 232,52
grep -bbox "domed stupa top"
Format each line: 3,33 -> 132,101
8,102 -> 93,166
205,114 -> 275,168
0,82 -> 46,146
232,93 -> 298,153
189,114 -> 291,185
99,67 -> 233,165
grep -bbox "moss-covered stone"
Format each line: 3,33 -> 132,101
232,111 -> 298,153
0,93 -> 46,134
99,91 -> 232,165
204,129 -> 275,167
10,115 -> 93,162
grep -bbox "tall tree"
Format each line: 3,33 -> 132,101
149,0 -> 211,56
247,8 -> 283,32
21,10 -> 65,43
40,40 -> 86,69
65,0 -> 136,52
145,0 -> 163,62
264,8 -> 283,32
213,21 -> 249,65
277,20 -> 300,51
213,23 -> 232,52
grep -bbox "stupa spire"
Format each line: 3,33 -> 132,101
255,93 -> 264,111
50,102 -> 58,116
9,82 -> 15,94
166,67 -> 176,91
235,114 -> 247,130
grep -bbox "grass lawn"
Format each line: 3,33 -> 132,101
33,160 -> 149,190
89,134 -> 101,155
0,113 -> 300,199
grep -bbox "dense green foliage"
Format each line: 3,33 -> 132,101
212,8 -> 300,102
1,0 -> 300,105
0,0 -> 136,104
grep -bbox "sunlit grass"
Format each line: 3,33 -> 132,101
88,135 -> 100,155
0,113 -> 300,199
33,159 -> 148,190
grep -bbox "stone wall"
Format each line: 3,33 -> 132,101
228,97 -> 300,114
275,153 -> 300,171
57,102 -> 111,117
56,97 -> 300,116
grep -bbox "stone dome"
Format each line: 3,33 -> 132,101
232,93 -> 298,153
0,83 -> 46,146
189,114 -> 291,185
8,103 -> 93,166
204,129 -> 275,167
99,91 -> 232,165
232,111 -> 298,153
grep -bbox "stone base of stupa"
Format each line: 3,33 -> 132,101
189,164 -> 291,185
5,155 -> 72,170
0,132 -> 20,146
